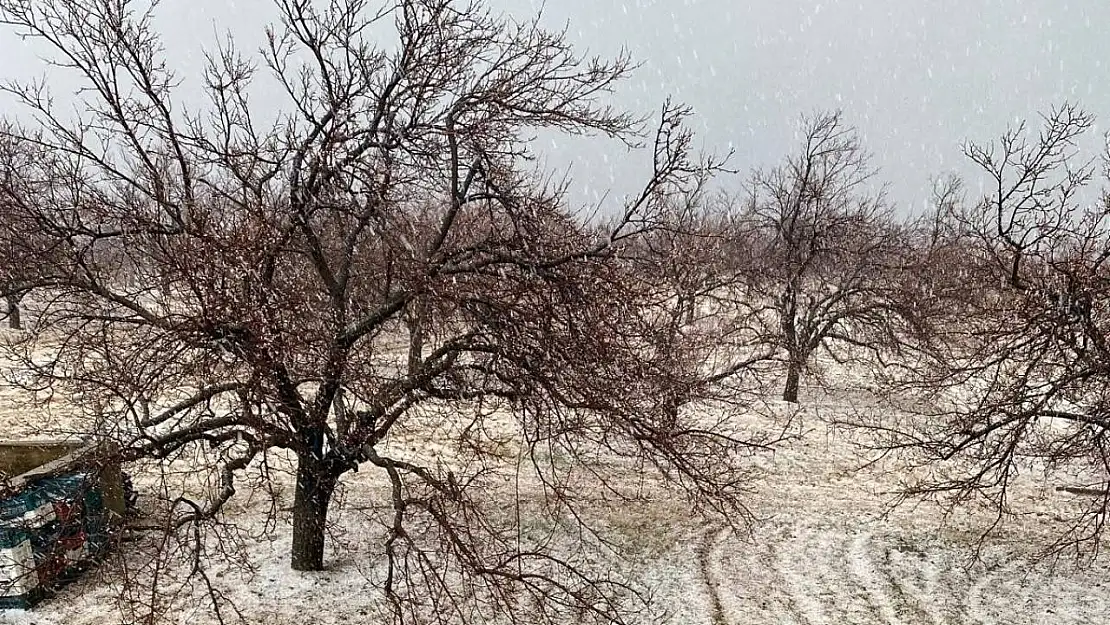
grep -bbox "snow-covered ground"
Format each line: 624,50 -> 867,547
1,362 -> 1109,625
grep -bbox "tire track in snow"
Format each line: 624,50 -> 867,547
961,558 -> 1012,625
708,523 -> 807,624
716,522 -> 979,625
880,543 -> 948,625
695,524 -> 729,625
772,524 -> 867,623
848,532 -> 909,624
697,401 -> 1110,625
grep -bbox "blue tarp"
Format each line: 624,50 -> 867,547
0,472 -> 110,609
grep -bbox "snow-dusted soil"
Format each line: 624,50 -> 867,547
1,365 -> 1109,625
704,398 -> 1110,625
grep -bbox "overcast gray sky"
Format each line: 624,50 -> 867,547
4,0 -> 1109,215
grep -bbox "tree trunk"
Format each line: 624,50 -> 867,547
779,289 -> 800,403
5,294 -> 20,330
405,298 -> 425,375
290,453 -> 338,571
782,359 -> 801,403
681,293 -> 696,326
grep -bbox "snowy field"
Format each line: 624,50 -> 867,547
0,360 -> 1109,625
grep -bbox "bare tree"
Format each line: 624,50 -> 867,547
0,127 -> 60,330
866,104 -> 1110,556
0,0 -> 766,621
0,132 -> 23,329
619,187 -> 780,420
732,111 -> 913,402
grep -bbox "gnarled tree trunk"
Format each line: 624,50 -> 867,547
290,452 -> 338,571
780,293 -> 801,403
5,294 -> 19,330
783,357 -> 801,403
